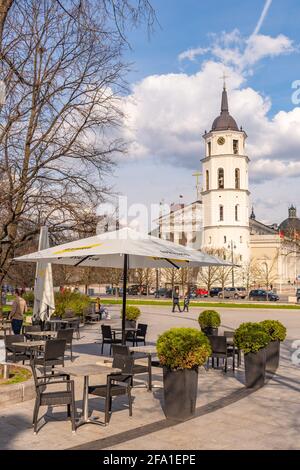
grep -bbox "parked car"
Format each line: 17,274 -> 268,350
127,285 -> 139,295
296,288 -> 300,302
218,287 -> 247,299
248,289 -> 279,301
153,288 -> 173,298
195,288 -> 208,297
209,287 -> 223,297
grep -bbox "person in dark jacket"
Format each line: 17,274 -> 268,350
183,292 -> 190,312
172,289 -> 181,312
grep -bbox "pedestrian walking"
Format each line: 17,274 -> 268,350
172,288 -> 181,312
9,289 -> 28,334
183,292 -> 190,312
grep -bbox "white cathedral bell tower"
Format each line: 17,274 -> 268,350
201,84 -> 250,263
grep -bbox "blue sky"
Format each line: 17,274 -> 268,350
108,0 -> 300,226
124,0 -> 300,114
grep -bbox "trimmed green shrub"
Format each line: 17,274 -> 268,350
260,320 -> 287,342
198,310 -> 221,328
121,305 -> 141,321
54,291 -> 90,317
157,327 -> 212,370
234,322 -> 270,354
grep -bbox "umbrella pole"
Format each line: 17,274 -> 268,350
122,254 -> 128,345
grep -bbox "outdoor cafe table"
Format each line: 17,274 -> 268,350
11,340 -> 46,359
48,318 -> 77,331
28,330 -> 57,339
61,363 -> 121,428
129,345 -> 157,391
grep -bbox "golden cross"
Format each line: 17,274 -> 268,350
219,71 -> 229,90
192,171 -> 202,199
192,171 -> 202,186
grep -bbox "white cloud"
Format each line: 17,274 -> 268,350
178,28 -> 296,75
178,47 -> 209,62
121,59 -> 300,170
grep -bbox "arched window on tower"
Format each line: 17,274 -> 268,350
218,168 -> 224,189
219,205 -> 224,221
206,170 -> 209,191
235,168 -> 240,189
207,142 -> 211,156
235,204 -> 239,221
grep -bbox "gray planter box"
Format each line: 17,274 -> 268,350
162,367 -> 198,421
244,348 -> 266,388
266,340 -> 280,375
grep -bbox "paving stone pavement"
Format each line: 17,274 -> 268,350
0,305 -> 299,450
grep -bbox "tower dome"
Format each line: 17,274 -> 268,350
279,205 -> 300,238
211,86 -> 239,132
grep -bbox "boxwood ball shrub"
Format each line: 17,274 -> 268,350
157,327 -> 212,370
198,310 -> 221,329
260,320 -> 287,342
234,322 -> 270,354
121,305 -> 141,321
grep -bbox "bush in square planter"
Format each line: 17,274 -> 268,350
198,310 -> 221,336
121,305 -> 141,328
157,327 -> 211,421
234,322 -> 270,388
260,320 -> 286,375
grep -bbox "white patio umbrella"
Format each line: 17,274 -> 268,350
32,226 -> 55,322
15,227 -> 231,341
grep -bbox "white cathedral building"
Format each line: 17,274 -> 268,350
157,85 -> 300,291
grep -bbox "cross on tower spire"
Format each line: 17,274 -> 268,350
219,71 -> 228,90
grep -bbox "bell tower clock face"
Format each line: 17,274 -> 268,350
217,136 -> 225,145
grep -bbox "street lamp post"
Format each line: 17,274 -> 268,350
228,240 -> 236,287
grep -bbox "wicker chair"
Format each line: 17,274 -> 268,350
208,335 -> 235,372
126,323 -> 147,346
223,330 -> 241,367
4,334 -> 30,363
57,329 -> 74,361
101,325 -> 122,355
88,353 -> 134,424
23,325 -> 42,340
112,344 -> 152,390
30,361 -> 76,434
68,318 -> 81,340
34,339 -> 66,374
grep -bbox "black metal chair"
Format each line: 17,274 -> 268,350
30,361 -> 76,434
208,335 -> 235,372
4,334 -> 30,363
223,331 -> 241,367
57,328 -> 74,361
101,325 -> 122,355
88,353 -> 134,424
112,344 -> 152,390
34,339 -> 66,374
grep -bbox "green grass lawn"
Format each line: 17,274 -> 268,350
99,298 -> 300,310
0,365 -> 32,385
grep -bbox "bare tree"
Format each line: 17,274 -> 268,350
161,268 -> 180,291
0,0 -> 157,313
239,258 -> 262,291
134,268 -> 154,294
257,252 -> 279,290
